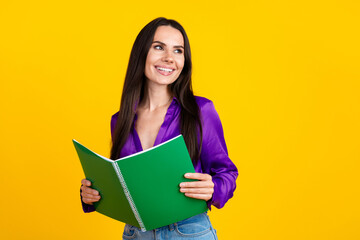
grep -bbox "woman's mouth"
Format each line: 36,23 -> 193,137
155,66 -> 175,76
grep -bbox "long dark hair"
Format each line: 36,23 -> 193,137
110,17 -> 203,163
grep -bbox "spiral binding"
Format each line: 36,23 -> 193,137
112,162 -> 146,232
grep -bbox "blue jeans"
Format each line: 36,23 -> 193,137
122,212 -> 218,239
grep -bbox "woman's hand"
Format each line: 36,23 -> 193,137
80,179 -> 101,205
179,173 -> 214,201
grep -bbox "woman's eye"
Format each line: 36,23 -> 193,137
154,45 -> 163,50
174,49 -> 183,54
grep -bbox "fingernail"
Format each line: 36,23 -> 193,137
180,183 -> 185,187
185,173 -> 190,177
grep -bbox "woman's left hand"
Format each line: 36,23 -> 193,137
180,173 -> 214,201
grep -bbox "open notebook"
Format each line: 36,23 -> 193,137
73,135 -> 208,231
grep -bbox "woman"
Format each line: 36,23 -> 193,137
80,17 -> 238,239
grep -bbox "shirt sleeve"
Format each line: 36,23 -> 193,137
111,112 -> 119,139
199,100 -> 238,209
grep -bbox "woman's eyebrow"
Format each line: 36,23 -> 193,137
152,40 -> 184,49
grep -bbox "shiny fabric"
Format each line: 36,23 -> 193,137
82,96 -> 238,212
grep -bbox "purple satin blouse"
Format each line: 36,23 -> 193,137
82,96 -> 238,212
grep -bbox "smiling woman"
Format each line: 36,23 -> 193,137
145,26 -> 185,86
79,17 -> 238,240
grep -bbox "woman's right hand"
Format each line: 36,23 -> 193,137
81,179 -> 101,205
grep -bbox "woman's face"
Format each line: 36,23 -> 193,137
144,25 -> 185,87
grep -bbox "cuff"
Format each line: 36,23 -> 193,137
207,177 -> 223,209
80,187 -> 96,213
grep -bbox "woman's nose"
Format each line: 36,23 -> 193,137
162,50 -> 174,63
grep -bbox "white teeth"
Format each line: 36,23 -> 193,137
156,67 -> 173,72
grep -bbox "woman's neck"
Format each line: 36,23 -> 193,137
139,83 -> 173,112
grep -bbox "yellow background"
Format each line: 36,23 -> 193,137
1,0 -> 359,239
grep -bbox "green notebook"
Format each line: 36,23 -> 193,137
73,135 -> 208,231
